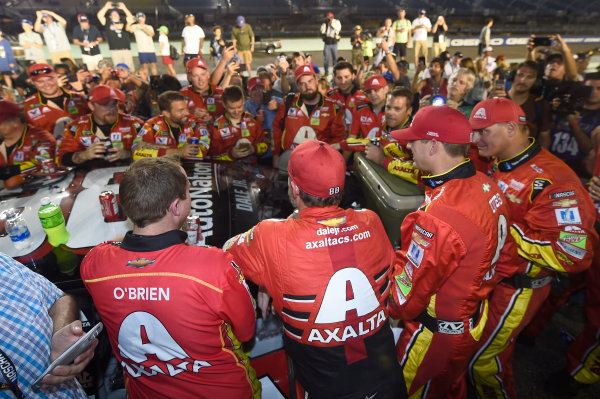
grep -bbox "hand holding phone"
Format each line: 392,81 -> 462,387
31,322 -> 102,390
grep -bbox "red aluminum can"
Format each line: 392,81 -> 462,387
41,158 -> 57,174
100,190 -> 119,221
257,109 -> 265,118
185,215 -> 203,245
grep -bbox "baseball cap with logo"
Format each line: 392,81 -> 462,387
392,105 -> 472,144
295,64 -> 315,82
469,98 -> 527,130
247,76 -> 265,91
288,140 -> 346,198
88,84 -> 125,105
419,9 -> 426,15
363,75 -> 387,92
0,101 -> 22,124
29,63 -> 57,80
21,19 -> 33,26
186,57 -> 208,73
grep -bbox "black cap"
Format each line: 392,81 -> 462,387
453,51 -> 463,58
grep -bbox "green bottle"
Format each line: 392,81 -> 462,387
38,197 -> 70,247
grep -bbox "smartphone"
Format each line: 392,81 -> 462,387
111,2 -> 118,7
68,74 -> 78,83
363,56 -> 369,61
225,41 -> 234,48
239,63 -> 247,71
418,56 -> 426,66
532,36 -> 554,47
495,78 -> 506,90
31,322 -> 103,391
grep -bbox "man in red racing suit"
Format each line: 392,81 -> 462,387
81,157 -> 260,399
271,65 -> 345,167
132,91 -> 210,160
389,105 -> 513,399
225,140 -> 406,399
467,98 -> 598,399
58,85 -> 143,166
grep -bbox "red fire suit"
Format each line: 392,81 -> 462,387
225,206 -> 406,399
57,113 -> 143,165
390,160 -> 513,399
563,151 -> 600,384
468,139 -> 598,398
81,230 -> 260,399
23,89 -> 89,133
208,112 -> 267,161
180,85 -> 225,121
0,125 -> 55,177
349,102 -> 387,139
326,86 -> 368,131
132,115 -> 210,160
271,94 -> 345,156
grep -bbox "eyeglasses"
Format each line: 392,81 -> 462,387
29,67 -> 53,77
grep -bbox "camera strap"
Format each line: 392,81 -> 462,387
0,347 -> 25,399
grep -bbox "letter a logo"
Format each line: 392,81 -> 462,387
314,268 -> 379,323
473,107 -> 487,120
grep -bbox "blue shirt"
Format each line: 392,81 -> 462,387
0,38 -> 16,72
0,253 -> 87,398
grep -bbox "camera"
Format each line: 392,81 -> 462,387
533,36 -> 555,47
547,80 -> 593,116
430,95 -> 446,106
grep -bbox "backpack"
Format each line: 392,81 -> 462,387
169,45 -> 180,61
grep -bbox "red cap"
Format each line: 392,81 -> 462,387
326,12 -> 334,17
469,98 -> 527,130
28,63 -> 57,80
247,76 -> 265,91
288,140 -> 345,198
363,75 -> 387,91
186,57 -> 208,73
294,64 -> 315,83
88,84 -> 125,105
0,101 -> 21,124
392,105 -> 472,144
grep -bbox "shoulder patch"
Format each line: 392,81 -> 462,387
530,178 -> 552,202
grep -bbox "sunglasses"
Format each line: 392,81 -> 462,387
29,67 -> 53,77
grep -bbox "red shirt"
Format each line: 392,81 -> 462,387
0,125 -> 55,171
58,113 -> 143,165
209,112 -> 266,161
132,115 -> 210,159
180,85 -> 225,121
23,89 -> 89,133
271,94 -> 345,155
326,86 -> 368,131
81,230 -> 258,399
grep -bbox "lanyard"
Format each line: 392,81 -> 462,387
0,347 -> 25,399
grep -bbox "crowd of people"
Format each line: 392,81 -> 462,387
1,2 -> 600,399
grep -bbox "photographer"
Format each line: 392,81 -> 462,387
543,73 -> 600,178
320,12 -> 341,76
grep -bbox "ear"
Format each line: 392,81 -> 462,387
505,121 -> 518,138
289,178 -> 300,197
168,197 -> 182,217
429,140 -> 438,155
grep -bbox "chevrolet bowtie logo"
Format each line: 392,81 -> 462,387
126,258 -> 156,268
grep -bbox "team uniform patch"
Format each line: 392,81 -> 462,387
559,231 -> 587,249
552,199 -> 578,208
407,240 -> 425,268
554,207 -> 582,225
556,240 -> 587,260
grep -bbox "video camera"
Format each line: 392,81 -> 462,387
546,80 -> 593,116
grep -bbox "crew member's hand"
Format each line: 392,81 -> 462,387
416,62 -> 426,73
365,142 -> 386,165
178,143 -> 200,158
589,176 -> 600,202
231,140 -> 255,158
381,40 -> 390,52
257,286 -> 274,321
277,57 -> 289,73
552,34 -> 569,53
566,111 -> 580,125
267,99 -> 279,111
80,141 -> 107,162
43,320 -> 98,388
105,146 -> 130,162
527,34 -> 536,51
191,107 -> 212,123
226,61 -> 239,75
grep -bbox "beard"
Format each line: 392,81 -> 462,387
301,90 -> 319,102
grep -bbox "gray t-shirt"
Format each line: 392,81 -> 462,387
41,21 -> 71,52
18,31 -> 45,60
131,24 -> 155,53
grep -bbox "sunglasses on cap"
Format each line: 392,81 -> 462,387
29,67 -> 54,77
